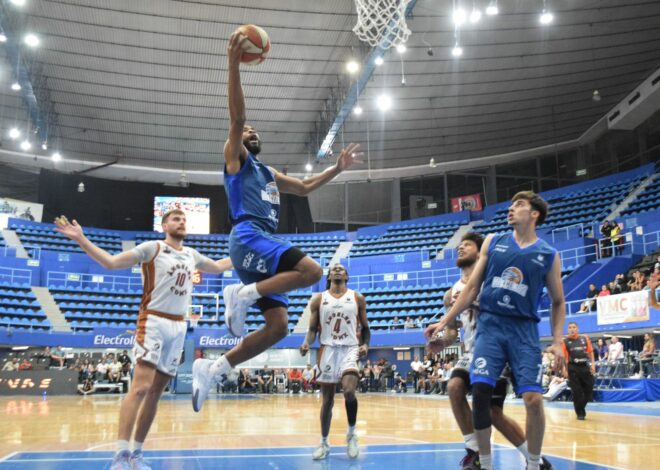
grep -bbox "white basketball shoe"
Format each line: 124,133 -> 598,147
192,358 -> 215,412
223,283 -> 251,337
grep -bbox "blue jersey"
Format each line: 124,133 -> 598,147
224,152 -> 280,233
479,233 -> 556,322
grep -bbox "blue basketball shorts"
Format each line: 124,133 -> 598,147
229,221 -> 293,307
470,311 -> 543,394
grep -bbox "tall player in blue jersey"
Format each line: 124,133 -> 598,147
191,30 -> 361,412
426,191 -> 565,470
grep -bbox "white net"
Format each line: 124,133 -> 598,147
353,0 -> 412,50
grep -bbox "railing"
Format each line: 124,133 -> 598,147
641,229 -> 660,255
559,243 -> 599,270
349,267 -> 462,291
46,271 -> 144,291
0,266 -> 32,285
551,223 -> 585,244
538,297 -> 595,317
1,244 -> 41,260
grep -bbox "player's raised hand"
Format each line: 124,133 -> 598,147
648,272 -> 659,291
548,341 -> 565,374
299,342 -> 309,357
335,143 -> 363,172
227,30 -> 249,65
424,318 -> 446,342
54,216 -> 84,241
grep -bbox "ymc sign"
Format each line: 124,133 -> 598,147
597,291 -> 650,326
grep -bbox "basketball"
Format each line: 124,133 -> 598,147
237,24 -> 270,65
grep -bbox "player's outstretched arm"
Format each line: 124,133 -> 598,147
54,216 -> 138,270
545,252 -> 566,366
427,289 -> 459,353
272,143 -> 363,196
196,257 -> 233,274
300,294 -> 321,356
356,292 -> 370,356
224,31 -> 249,175
425,235 -> 492,340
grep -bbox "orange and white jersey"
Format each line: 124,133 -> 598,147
319,289 -> 360,346
131,240 -> 209,317
452,279 -> 479,352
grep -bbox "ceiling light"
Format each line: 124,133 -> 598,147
0,33 -> 7,42
539,10 -> 553,24
451,45 -> 463,57
353,105 -> 363,115
374,56 -> 384,66
376,94 -> 392,111
77,182 -> 85,193
11,82 -> 21,91
24,33 -> 39,47
9,128 -> 20,140
429,158 -> 437,168
20,140 -> 31,151
305,163 -> 313,172
41,142 -> 48,150
453,8 -> 467,26
10,0 -> 26,6
396,44 -> 406,53
470,9 -> 482,23
52,152 -> 61,162
486,3 -> 499,15
592,89 -> 601,101
346,60 -> 359,74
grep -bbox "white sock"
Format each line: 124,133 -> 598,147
238,283 -> 261,301
464,432 -> 478,452
116,440 -> 130,454
321,436 -> 329,446
133,441 -> 143,453
347,425 -> 356,436
480,454 -> 492,470
527,453 -> 541,470
209,355 -> 231,379
517,441 -> 530,460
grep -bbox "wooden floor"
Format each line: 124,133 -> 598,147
0,392 -> 658,469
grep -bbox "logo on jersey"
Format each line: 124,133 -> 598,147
473,357 -> 489,376
261,182 -> 280,205
256,259 -> 267,274
532,254 -> 546,267
243,252 -> 255,269
492,266 -> 528,296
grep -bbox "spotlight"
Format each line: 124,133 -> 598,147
0,33 -> 6,42
486,1 -> 499,15
452,45 -> 463,57
41,142 -> 48,150
346,60 -> 360,74
305,163 -> 313,172
374,56 -> 384,66
77,182 -> 85,193
24,33 -> 39,47
9,128 -> 20,140
377,94 -> 392,111
470,9 -> 482,23
20,140 -> 31,151
396,44 -> 406,53
426,47 -> 434,56
11,82 -> 21,91
353,105 -> 363,115
10,0 -> 26,6
429,158 -> 437,168
52,152 -> 61,162
539,10 -> 553,24
592,90 -> 601,102
453,8 -> 467,26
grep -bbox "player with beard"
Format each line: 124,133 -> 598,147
192,29 -> 362,412
428,232 -> 552,470
300,264 -> 370,460
55,210 -> 232,470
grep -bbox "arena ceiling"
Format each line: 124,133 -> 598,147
0,0 -> 659,183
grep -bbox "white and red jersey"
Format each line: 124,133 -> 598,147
318,289 -> 360,346
131,240 -> 210,317
451,279 -> 479,352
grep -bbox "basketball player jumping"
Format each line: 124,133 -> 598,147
428,232 -> 552,470
427,191 -> 565,470
300,264 -> 370,460
192,30 -> 362,411
54,210 -> 232,470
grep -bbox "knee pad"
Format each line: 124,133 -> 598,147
472,382 -> 494,430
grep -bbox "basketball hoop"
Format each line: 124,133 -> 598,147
187,312 -> 201,329
353,0 -> 412,50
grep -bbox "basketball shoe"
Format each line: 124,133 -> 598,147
460,448 -> 481,469
312,442 -> 331,460
346,433 -> 359,458
130,450 -> 152,470
192,358 -> 215,412
109,450 -> 131,470
223,283 -> 251,337
540,456 -> 554,470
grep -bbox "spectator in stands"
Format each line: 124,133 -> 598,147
608,281 -> 621,295
18,358 -> 33,371
437,362 -> 453,395
632,333 -> 656,378
598,284 -> 611,297
302,364 -> 315,392
404,316 -> 414,329
274,368 -> 287,393
543,374 -> 568,401
579,284 -> 598,313
117,350 -> 132,376
390,316 -> 403,330
239,368 -> 256,393
96,359 -> 109,382
2,358 -> 19,371
600,221 -> 613,257
220,369 -> 239,393
655,255 -> 660,272
410,356 -> 423,390
615,274 -> 629,293
608,336 -> 624,363
50,346 -> 66,368
628,270 -> 646,292
415,315 -> 424,328
393,372 -> 407,393
108,358 -> 123,384
288,368 -> 303,394
649,272 -> 660,309
610,220 -> 623,255
258,366 -> 274,394
378,358 -> 393,391
596,338 -> 609,362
